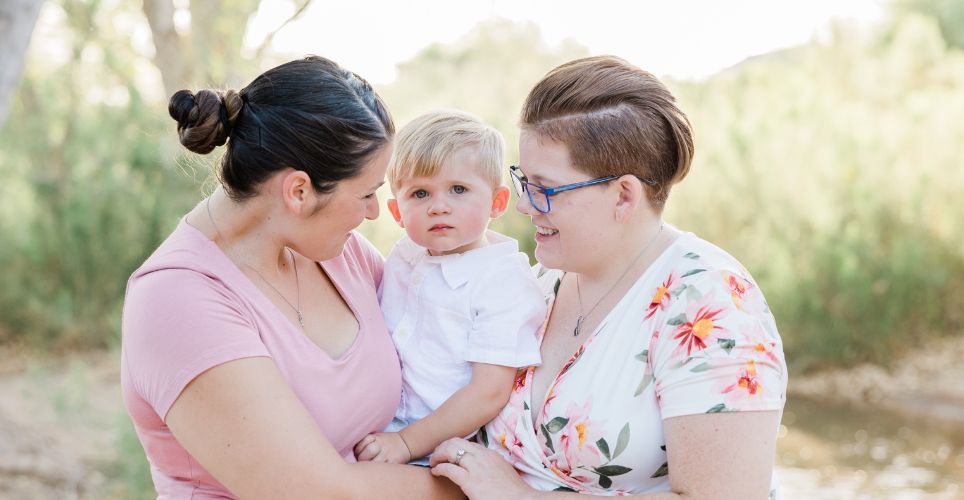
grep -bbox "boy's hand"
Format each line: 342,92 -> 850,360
352,432 -> 413,463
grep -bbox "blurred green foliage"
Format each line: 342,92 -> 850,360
0,5 -> 961,371
668,13 -> 964,372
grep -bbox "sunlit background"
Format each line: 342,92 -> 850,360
1,0 -> 962,498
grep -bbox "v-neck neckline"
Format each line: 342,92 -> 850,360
180,217 -> 365,363
524,233 -> 689,433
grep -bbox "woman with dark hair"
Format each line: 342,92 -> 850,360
121,56 -> 458,498
430,56 -> 788,499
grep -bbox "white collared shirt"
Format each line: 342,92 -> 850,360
379,231 -> 545,436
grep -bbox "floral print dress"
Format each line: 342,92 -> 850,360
481,232 -> 787,496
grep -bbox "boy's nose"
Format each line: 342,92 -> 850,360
428,199 -> 451,215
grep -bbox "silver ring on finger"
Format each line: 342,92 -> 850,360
454,448 -> 467,466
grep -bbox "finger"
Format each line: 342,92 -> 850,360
353,435 -> 375,457
430,437 -> 475,466
357,442 -> 381,462
351,436 -> 368,458
431,463 -> 469,486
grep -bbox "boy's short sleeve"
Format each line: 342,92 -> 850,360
464,256 -> 545,368
123,268 -> 271,420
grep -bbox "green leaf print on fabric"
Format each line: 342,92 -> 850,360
597,438 -> 611,460
681,268 -> 706,278
553,278 -> 562,296
671,284 -> 688,298
554,486 -> 578,492
477,425 -> 489,446
546,416 -> 569,433
690,362 -> 712,373
650,462 -> 669,478
634,372 -> 654,396
683,252 -> 700,259
614,423 -> 630,458
540,424 -> 555,453
706,403 -> 728,413
599,475 -> 612,488
595,465 -> 632,476
717,338 -> 736,354
667,313 -> 687,326
634,349 -> 648,362
685,285 -> 703,302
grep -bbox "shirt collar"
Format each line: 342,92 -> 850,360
394,232 -> 521,289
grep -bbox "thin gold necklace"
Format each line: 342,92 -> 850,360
206,197 -> 304,328
573,224 -> 664,336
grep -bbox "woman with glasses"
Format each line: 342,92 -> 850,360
429,56 -> 788,498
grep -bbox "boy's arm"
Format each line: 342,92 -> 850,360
400,362 -> 517,459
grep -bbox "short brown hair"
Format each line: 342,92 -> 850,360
520,55 -> 694,209
388,110 -> 504,192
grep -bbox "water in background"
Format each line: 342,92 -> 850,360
777,395 -> 964,499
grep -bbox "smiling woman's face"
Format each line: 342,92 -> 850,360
515,131 -> 618,272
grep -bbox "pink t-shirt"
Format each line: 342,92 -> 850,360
121,219 -> 402,499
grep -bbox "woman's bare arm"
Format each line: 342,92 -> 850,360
431,410 -> 780,500
354,363 -> 516,463
165,357 -> 461,499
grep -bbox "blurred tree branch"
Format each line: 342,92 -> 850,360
142,0 -> 264,97
254,0 -> 313,60
0,0 -> 45,131
142,0 -> 193,97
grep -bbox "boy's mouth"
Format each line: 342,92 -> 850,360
429,224 -> 454,232
535,225 -> 558,236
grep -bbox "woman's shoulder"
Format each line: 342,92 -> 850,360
659,232 -> 757,286
644,233 -> 757,300
129,218 -> 231,287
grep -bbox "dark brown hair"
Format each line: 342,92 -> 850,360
168,55 -> 394,199
520,55 -> 694,209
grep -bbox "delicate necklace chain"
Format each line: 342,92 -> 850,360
206,197 -> 304,328
573,224 -> 664,336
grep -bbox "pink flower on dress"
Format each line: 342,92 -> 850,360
552,400 -> 604,479
740,321 -> 780,365
718,360 -> 764,406
488,407 -> 526,463
724,272 -> 765,315
645,273 -> 675,319
672,291 -> 728,357
513,368 -> 529,393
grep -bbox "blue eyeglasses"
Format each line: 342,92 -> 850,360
509,165 -> 656,213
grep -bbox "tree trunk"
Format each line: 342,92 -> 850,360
142,0 -> 193,98
0,0 -> 45,131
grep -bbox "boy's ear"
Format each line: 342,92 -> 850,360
387,198 -> 404,227
489,186 -> 510,218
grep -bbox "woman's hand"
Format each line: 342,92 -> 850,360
354,432 -> 412,463
430,438 -> 534,500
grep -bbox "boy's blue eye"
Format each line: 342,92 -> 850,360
452,185 -> 466,194
413,189 -> 429,199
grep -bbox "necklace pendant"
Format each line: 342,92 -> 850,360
297,311 -> 304,328
573,316 -> 583,337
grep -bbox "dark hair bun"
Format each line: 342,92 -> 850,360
168,89 -> 241,154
